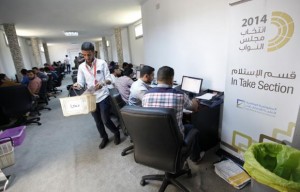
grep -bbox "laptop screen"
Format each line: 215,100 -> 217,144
181,76 -> 203,94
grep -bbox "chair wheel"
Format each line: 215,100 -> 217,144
140,179 -> 146,186
121,151 -> 126,156
38,123 -> 42,126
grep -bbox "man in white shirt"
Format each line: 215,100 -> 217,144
107,65 -> 121,89
74,42 -> 120,149
64,55 -> 71,74
128,65 -> 155,106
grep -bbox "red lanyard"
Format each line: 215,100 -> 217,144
86,59 -> 98,85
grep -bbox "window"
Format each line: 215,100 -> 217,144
134,23 -> 143,39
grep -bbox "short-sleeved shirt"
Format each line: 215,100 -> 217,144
107,74 -> 118,89
115,76 -> 134,103
77,58 -> 111,103
128,79 -> 151,106
28,77 -> 42,94
142,84 -> 193,136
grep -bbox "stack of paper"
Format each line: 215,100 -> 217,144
195,93 -> 216,100
214,159 -> 251,189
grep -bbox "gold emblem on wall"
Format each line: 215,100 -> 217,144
268,11 -> 294,52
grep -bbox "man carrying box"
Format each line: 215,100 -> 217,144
73,42 -> 121,149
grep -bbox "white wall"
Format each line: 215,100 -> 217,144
110,35 -> 117,62
109,27 -> 132,64
0,30 -> 15,78
48,44 -> 81,66
19,37 -> 35,69
142,0 -> 229,91
0,30 -> 35,78
121,27 -> 131,63
128,19 -> 145,66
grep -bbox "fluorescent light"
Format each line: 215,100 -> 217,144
64,31 -> 78,36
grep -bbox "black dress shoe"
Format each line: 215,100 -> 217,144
114,134 -> 120,145
99,138 -> 109,149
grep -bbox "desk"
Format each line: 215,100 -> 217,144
183,103 -> 221,151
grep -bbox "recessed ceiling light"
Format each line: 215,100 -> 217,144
64,31 -> 78,36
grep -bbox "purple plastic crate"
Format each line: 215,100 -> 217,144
0,126 -> 26,147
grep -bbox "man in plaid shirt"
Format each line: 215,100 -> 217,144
142,66 -> 204,163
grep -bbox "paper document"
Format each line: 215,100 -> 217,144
196,93 -> 216,100
183,109 -> 193,114
214,159 -> 250,189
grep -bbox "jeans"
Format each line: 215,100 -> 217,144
184,124 -> 202,161
91,96 -> 120,139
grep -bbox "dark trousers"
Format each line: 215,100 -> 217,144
91,96 -> 120,139
184,124 -> 202,161
66,64 -> 71,73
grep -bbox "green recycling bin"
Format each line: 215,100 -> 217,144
244,143 -> 300,192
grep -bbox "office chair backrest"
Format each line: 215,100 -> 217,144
0,85 -> 33,117
120,106 -> 184,173
54,74 -> 64,87
39,80 -> 49,104
110,89 -> 128,135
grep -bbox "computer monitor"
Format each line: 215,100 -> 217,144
181,76 -> 203,95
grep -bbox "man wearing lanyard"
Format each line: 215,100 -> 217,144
74,42 -> 121,149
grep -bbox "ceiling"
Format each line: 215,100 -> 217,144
0,0 -> 146,45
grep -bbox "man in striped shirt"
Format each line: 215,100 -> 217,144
142,66 -> 204,164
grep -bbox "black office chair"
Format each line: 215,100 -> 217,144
120,106 -> 194,192
109,89 -> 134,156
52,74 -> 63,93
38,80 -> 51,111
0,85 -> 41,128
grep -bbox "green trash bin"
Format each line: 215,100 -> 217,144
244,143 -> 300,192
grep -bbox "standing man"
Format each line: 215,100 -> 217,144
74,56 -> 79,69
128,65 -> 155,106
142,66 -> 204,164
64,55 -> 71,74
74,42 -> 120,149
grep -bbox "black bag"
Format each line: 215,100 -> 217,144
68,85 -> 85,97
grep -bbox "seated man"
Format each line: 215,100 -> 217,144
44,67 -> 58,80
27,70 -> 42,97
20,69 -> 29,86
128,65 -> 155,106
107,65 -> 121,89
32,67 -> 48,81
142,66 -> 204,164
115,68 -> 134,103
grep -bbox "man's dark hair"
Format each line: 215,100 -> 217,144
109,65 -> 119,74
20,69 -> 27,75
123,68 -> 133,77
32,67 -> 38,70
81,42 -> 94,51
26,70 -> 34,74
123,62 -> 129,69
157,66 -> 174,82
140,65 -> 154,77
